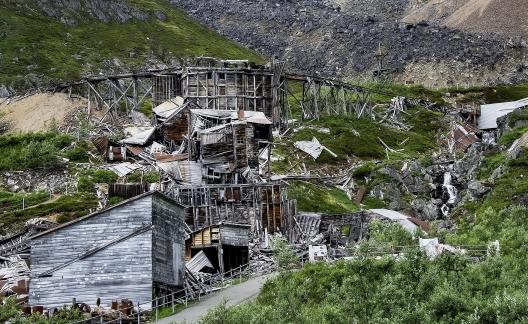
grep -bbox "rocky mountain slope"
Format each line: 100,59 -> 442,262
404,0 -> 528,39
0,0 -> 261,95
170,0 -> 528,87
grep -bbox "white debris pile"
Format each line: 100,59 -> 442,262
0,255 -> 30,300
294,137 -> 337,160
419,238 -> 466,260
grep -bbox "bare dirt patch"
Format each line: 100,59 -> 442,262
404,0 -> 528,39
0,93 -> 86,133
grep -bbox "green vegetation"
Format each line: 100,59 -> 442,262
77,169 -> 119,193
0,190 -> 50,212
204,252 -> 528,324
0,0 -> 262,89
0,193 -> 97,234
288,181 -> 359,213
367,82 -> 446,104
127,170 -> 161,183
450,83 -> 528,104
107,196 -> 125,206
0,132 -> 72,171
64,141 -> 93,163
0,297 -> 83,323
271,237 -> 300,270
478,152 -> 507,180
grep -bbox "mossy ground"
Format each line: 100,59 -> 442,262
0,0 -> 262,89
0,193 -> 98,235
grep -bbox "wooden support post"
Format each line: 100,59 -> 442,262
137,302 -> 141,324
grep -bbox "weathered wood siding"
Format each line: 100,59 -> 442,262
30,196 -> 154,308
220,225 -> 250,246
152,195 -> 186,288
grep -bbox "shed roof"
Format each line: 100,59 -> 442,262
30,191 -> 182,240
478,98 -> 528,129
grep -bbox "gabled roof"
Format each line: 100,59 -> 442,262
30,191 -> 182,240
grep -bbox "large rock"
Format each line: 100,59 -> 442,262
467,180 -> 491,200
411,198 -> 441,220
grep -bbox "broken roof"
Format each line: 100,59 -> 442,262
186,250 -> 213,273
294,137 -> 337,159
120,127 -> 155,145
478,98 -> 528,129
30,191 -> 181,240
106,162 -> 141,178
157,161 -> 202,184
153,97 -> 185,119
190,109 -> 272,125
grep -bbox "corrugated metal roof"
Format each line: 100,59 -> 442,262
107,162 -> 141,178
120,127 -> 155,145
369,209 -> 418,233
478,98 -> 528,129
153,97 -> 184,119
157,161 -> 202,184
186,250 -> 213,273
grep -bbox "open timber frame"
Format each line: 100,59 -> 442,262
56,57 -> 401,128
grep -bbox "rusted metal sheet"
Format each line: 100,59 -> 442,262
126,145 -> 145,156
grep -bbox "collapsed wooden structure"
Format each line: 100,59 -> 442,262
169,182 -> 295,234
66,57 -> 391,128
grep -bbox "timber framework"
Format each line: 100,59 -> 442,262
57,57 -> 399,128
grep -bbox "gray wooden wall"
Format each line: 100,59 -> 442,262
30,196 -> 155,308
152,195 -> 186,288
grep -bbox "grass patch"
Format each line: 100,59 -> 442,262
127,170 -> 161,183
0,191 -> 50,213
366,83 -> 446,104
449,83 -> 528,104
506,108 -> 528,128
77,169 -> 119,193
288,181 -> 359,213
478,152 -> 507,180
0,193 -> 97,234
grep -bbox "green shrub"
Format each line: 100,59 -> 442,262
0,132 -> 72,171
107,196 -> 124,206
64,141 -> 91,162
87,169 -> 118,183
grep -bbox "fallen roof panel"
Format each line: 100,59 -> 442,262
478,98 -> 528,129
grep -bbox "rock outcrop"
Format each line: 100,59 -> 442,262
170,0 -> 528,87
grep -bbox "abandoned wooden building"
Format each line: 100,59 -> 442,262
29,191 -> 187,309
186,223 -> 251,273
151,58 -> 287,127
169,182 -> 296,235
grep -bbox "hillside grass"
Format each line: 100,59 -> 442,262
449,83 -> 528,104
0,193 -> 98,235
0,132 -> 72,171
274,105 -> 444,172
0,0 -> 262,89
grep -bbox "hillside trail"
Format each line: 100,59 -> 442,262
156,273 -> 275,324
